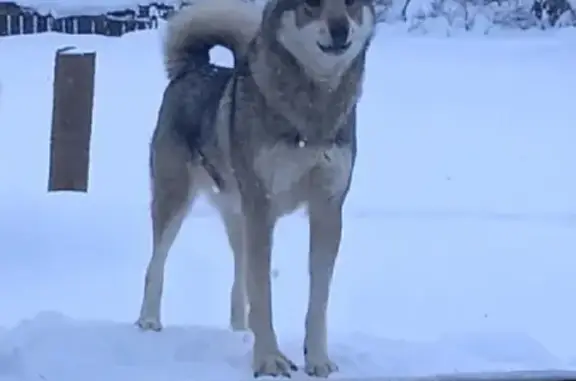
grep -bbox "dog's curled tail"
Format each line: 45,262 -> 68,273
163,0 -> 262,80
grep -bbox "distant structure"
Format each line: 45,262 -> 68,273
0,1 -> 179,37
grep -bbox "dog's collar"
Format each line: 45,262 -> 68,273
276,127 -> 348,148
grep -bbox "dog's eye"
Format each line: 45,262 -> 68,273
304,0 -> 321,8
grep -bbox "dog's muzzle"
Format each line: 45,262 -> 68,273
318,18 -> 351,56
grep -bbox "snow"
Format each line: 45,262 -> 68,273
1,25 -> 576,381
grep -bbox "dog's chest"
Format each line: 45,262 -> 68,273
253,143 -> 353,203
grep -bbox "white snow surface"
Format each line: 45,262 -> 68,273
1,26 -> 576,381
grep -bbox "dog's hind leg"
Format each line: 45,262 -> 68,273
221,211 -> 249,331
137,139 -> 195,332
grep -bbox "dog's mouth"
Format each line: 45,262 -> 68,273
317,41 -> 351,56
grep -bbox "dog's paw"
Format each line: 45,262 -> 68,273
135,317 -> 163,332
304,357 -> 338,378
252,349 -> 297,378
304,347 -> 338,378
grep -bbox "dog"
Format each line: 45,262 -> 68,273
136,0 -> 376,377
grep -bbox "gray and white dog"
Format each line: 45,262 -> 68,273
136,0 -> 375,377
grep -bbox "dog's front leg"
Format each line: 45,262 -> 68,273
243,197 -> 297,378
304,198 -> 343,377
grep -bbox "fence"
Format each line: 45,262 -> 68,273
0,1 -> 176,37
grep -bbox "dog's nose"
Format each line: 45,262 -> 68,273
328,18 -> 349,47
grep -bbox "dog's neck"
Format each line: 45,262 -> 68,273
244,35 -> 365,143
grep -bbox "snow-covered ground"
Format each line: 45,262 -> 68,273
1,25 -> 576,381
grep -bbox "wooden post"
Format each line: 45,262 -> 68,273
48,46 -> 96,193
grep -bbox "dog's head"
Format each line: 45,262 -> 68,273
262,0 -> 375,83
